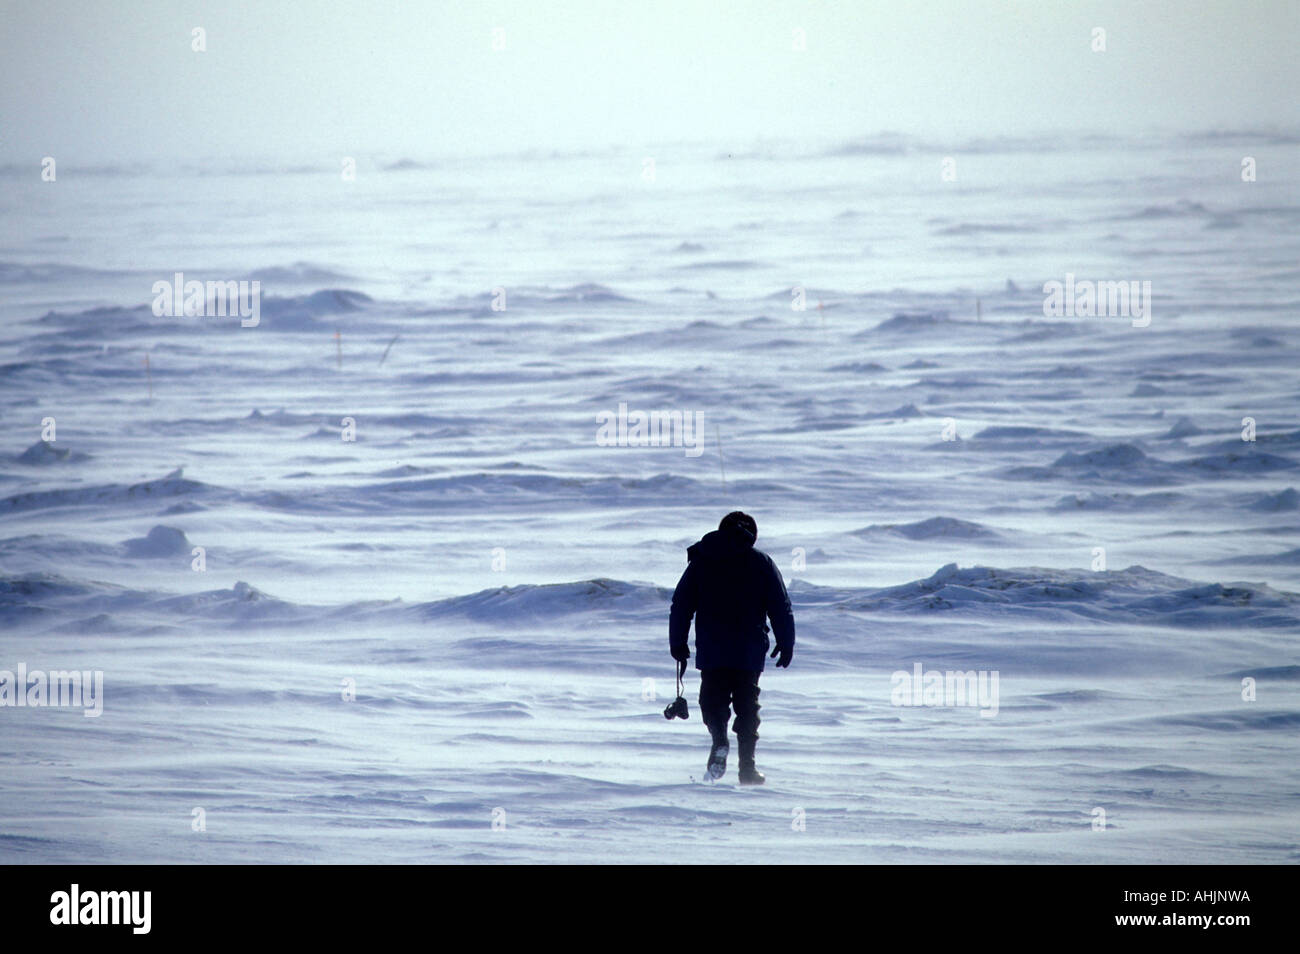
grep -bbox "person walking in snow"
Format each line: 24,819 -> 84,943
669,511 -> 795,784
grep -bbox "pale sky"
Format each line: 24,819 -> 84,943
2,0 -> 1297,162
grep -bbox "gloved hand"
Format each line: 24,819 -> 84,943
770,644 -> 793,668
671,644 -> 690,663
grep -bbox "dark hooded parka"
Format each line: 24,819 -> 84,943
669,522 -> 795,671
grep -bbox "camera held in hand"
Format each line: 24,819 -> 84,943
663,695 -> 689,720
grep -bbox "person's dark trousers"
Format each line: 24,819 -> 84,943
699,668 -> 761,745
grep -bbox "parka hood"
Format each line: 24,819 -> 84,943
686,524 -> 756,562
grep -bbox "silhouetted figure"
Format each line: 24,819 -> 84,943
669,511 -> 795,783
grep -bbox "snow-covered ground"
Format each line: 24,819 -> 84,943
2,134 -> 1298,862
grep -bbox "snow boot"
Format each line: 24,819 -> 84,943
706,726 -> 729,780
738,738 -> 765,785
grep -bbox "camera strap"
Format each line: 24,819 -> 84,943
676,658 -> 686,698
